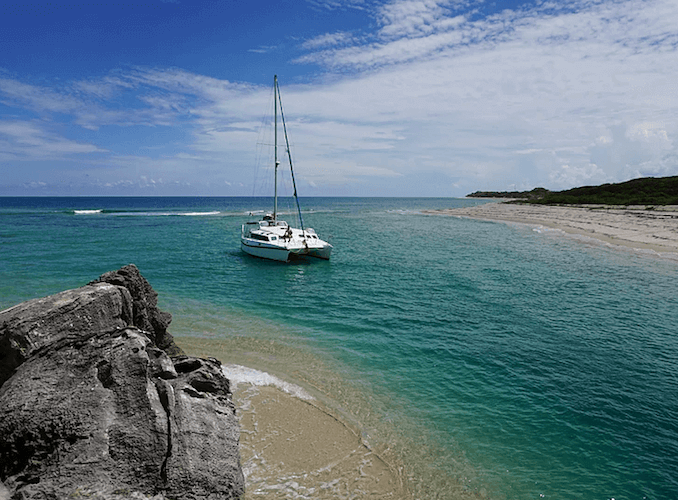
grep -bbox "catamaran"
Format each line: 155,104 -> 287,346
241,75 -> 333,262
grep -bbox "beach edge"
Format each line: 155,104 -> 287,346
425,202 -> 678,255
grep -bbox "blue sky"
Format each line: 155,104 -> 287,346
1,0 -> 677,196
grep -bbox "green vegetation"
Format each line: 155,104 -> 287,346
468,176 -> 678,205
533,176 -> 678,205
467,187 -> 550,201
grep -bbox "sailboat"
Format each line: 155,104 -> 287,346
241,75 -> 333,262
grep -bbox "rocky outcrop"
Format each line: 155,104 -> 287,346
90,265 -> 181,356
0,266 -> 244,499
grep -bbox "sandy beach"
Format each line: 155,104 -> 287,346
176,337 -> 411,500
426,202 -> 678,254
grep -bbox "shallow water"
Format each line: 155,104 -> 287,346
1,196 -> 677,499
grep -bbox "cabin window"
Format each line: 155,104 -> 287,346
271,236 -> 278,241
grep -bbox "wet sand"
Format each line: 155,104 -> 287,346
176,337 -> 407,499
427,202 -> 678,254
236,385 -> 402,498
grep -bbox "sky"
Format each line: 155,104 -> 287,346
1,0 -> 677,197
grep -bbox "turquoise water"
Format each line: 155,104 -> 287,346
1,196 -> 677,499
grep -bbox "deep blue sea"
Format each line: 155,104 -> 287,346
1,196 -> 677,500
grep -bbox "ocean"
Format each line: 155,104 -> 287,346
1,196 -> 676,500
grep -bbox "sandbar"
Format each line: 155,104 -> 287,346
427,202 -> 678,254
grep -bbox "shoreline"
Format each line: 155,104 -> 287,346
175,336 -> 485,500
426,202 -> 678,255
175,337 -> 410,500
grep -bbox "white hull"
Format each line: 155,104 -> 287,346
240,240 -> 298,262
241,220 -> 332,262
241,237 -> 332,262
306,245 -> 332,260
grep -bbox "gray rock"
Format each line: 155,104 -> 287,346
0,281 -> 133,388
0,267 -> 244,499
162,356 -> 243,498
91,264 -> 183,356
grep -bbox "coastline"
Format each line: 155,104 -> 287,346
426,201 -> 678,255
175,337 -> 488,500
175,337 -> 410,500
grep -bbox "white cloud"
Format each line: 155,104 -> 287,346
0,78 -> 81,113
0,75 -> 191,131
626,122 -> 671,146
306,0 -> 370,11
302,31 -> 355,50
0,120 -> 104,157
248,45 -> 277,54
72,76 -> 134,99
549,162 -> 606,188
2,0 -> 678,195
377,0 -> 464,39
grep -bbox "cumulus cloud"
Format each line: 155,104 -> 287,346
626,122 -> 672,147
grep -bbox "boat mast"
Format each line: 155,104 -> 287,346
276,77 -> 305,232
273,75 -> 279,222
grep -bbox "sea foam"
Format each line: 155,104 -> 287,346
221,363 -> 313,400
